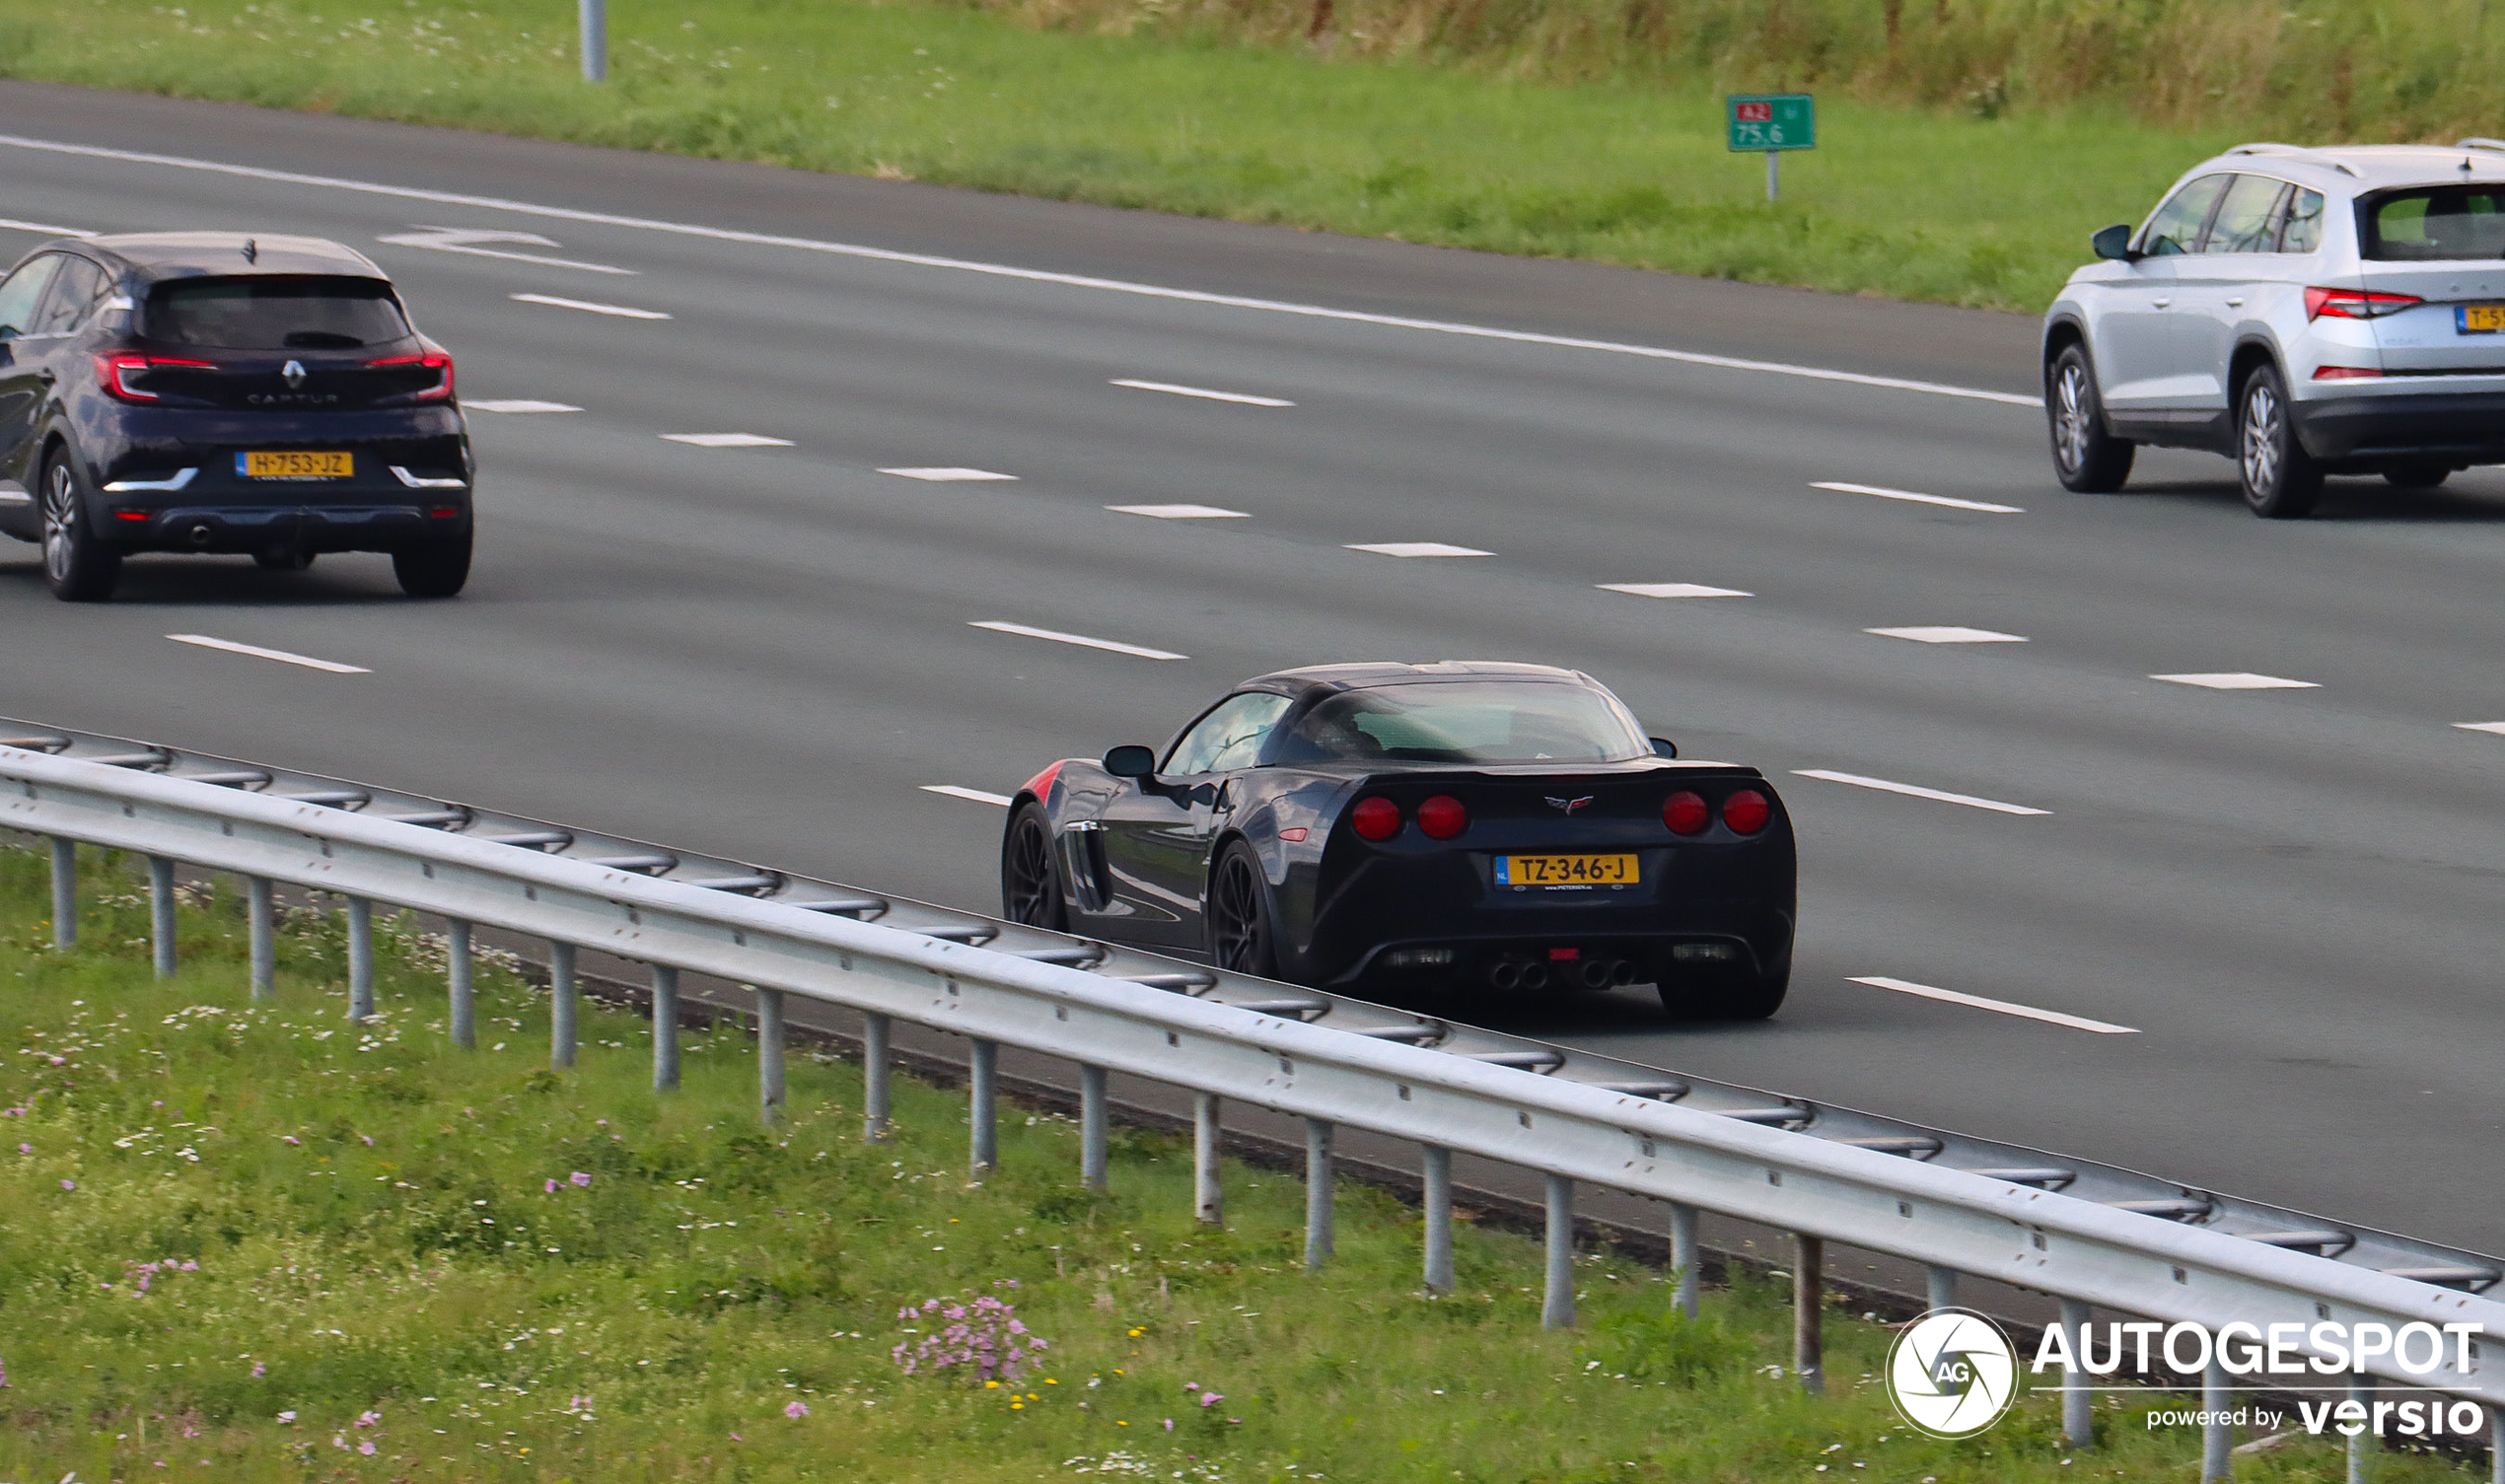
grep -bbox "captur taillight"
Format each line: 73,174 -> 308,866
1721,789 -> 1771,834
1663,791 -> 1708,835
369,349 -> 455,402
1351,797 -> 1402,841
1416,795 -> 1467,839
97,352 -> 214,402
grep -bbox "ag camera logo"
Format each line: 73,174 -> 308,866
1887,1307 -> 2019,1439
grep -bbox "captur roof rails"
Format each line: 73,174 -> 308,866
2226,142 -> 2361,177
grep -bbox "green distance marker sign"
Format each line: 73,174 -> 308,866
1727,94 -> 1816,152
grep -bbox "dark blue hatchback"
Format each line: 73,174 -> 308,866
0,232 -> 472,601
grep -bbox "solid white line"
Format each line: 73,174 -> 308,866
2150,672 -> 2319,690
1599,582 -> 1752,599
663,432 -> 792,447
921,784 -> 1014,807
466,398 -> 582,413
0,216 -> 94,237
1108,504 -> 1251,519
1347,541 -> 1494,558
1847,976 -> 2138,1034
1866,626 -> 2029,644
0,134 -> 2038,408
969,620 -> 1187,661
880,466 -> 1019,482
167,633 -> 369,673
1813,481 -> 2026,514
2455,721 -> 2505,736
1790,768 -> 2050,816
1110,379 -> 1295,407
509,292 -> 670,319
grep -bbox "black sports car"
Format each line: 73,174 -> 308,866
1000,662 -> 1797,1018
0,232 -> 472,601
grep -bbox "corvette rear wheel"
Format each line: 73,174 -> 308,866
1206,841 -> 1279,979
1000,804 -> 1067,931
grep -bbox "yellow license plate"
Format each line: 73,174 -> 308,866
1495,853 -> 1638,887
239,451 -> 352,479
2461,304 -> 2505,333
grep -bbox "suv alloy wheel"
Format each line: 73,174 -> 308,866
2047,344 -> 2136,493
2237,363 -> 2324,519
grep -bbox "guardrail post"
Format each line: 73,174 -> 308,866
345,895 -> 374,1018
1926,1264 -> 1958,1313
1421,1145 -> 1454,1296
2347,1376 -> 2375,1483
969,1039 -> 998,1174
1793,1233 -> 1825,1393
1304,1118 -> 1334,1271
2060,1299 -> 2094,1448
247,877 -> 274,1000
1670,1202 -> 1700,1319
1541,1174 -> 1574,1329
446,920 -> 474,1049
549,943 -> 577,1069
756,986 -> 785,1124
2202,1358 -> 2233,1480
1192,1093 -> 1222,1226
1078,1064 -> 1109,1190
651,964 -> 679,1090
862,1012 -> 892,1143
578,0 -> 606,81
48,837 -> 74,950
2487,1404 -> 2501,1484
148,855 -> 177,979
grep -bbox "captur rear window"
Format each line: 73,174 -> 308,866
2362,187 -> 2505,260
144,275 -> 411,349
1271,681 -> 1648,765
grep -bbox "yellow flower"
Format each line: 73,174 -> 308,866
985,1379 -> 1000,1388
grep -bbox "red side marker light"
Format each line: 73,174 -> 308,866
1722,789 -> 1771,834
1663,791 -> 1708,835
1416,794 -> 1467,839
1277,827 -> 1308,842
112,509 -> 152,523
1351,797 -> 1402,840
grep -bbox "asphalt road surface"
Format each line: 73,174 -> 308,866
3,81 -> 2500,1257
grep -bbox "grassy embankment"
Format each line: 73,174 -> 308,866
0,841 -> 2464,1481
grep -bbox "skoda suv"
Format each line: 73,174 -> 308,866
0,232 -> 472,600
2043,141 -> 2505,518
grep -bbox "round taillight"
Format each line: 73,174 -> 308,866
1663,791 -> 1709,835
1722,789 -> 1770,835
1351,797 -> 1402,841
1416,795 -> 1467,839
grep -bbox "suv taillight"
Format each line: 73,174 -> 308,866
97,352 -> 214,402
369,350 -> 455,402
2305,286 -> 2422,320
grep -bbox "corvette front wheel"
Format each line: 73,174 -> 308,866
1000,804 -> 1067,931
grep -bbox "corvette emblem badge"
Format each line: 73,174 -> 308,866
282,360 -> 307,389
1544,796 -> 1596,814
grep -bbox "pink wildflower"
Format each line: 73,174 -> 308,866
359,1134 -> 374,1146
250,1363 -> 265,1378
16,1143 -> 27,1155
276,1411 -> 296,1425
332,1436 -> 347,1449
58,1178 -> 72,1191
543,1179 -> 558,1194
282,1135 -> 301,1146
358,1441 -> 377,1455
784,1400 -> 810,1419
569,1170 -> 592,1187
355,1410 -> 381,1428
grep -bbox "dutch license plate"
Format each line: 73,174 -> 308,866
239,451 -> 352,479
1494,853 -> 1638,887
2458,304 -> 2505,334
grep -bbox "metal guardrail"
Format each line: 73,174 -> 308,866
4,720 -> 2502,1472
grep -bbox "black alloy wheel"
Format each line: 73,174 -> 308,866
1205,841 -> 1279,979
2236,364 -> 2323,519
1000,804 -> 1067,931
2047,344 -> 2136,493
40,454 -> 120,602
392,528 -> 471,598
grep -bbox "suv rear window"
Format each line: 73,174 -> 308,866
2361,187 -> 2505,260
144,275 -> 411,349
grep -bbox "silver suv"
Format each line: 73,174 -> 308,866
2043,142 -> 2505,517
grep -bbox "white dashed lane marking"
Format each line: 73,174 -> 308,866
1346,542 -> 1493,558
1867,626 -> 2028,644
663,432 -> 792,448
1109,504 -> 1251,520
509,292 -> 671,319
1791,769 -> 2050,816
2151,672 -> 2319,690
1110,379 -> 1295,407
167,634 -> 369,674
969,620 -> 1187,661
0,217 -> 94,237
1599,583 -> 1753,599
1814,481 -> 2024,514
467,399 -> 582,413
881,467 -> 1019,482
921,785 -> 1014,807
1847,976 -> 2139,1034
2456,722 -> 2505,736
377,227 -> 635,274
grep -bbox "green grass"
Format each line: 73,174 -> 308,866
0,842 -> 2472,1481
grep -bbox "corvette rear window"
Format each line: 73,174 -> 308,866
144,275 -> 411,349
2362,187 -> 2505,260
1275,682 -> 1647,765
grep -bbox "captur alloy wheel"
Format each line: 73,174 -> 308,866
40,457 -> 120,601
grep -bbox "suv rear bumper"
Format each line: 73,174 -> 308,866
2292,389 -> 2505,462
112,501 -> 468,555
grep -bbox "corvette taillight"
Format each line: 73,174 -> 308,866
1416,795 -> 1467,839
1721,789 -> 1770,834
370,349 -> 455,401
1663,791 -> 1708,835
1351,797 -> 1402,840
2305,286 -> 2421,320
97,352 -> 214,402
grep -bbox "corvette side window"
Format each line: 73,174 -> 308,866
2138,175 -> 2229,256
0,255 -> 62,341
1164,693 -> 1291,775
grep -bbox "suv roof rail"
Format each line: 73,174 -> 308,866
2458,138 -> 2505,153
2225,142 -> 2361,177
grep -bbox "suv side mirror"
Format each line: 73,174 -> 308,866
1649,737 -> 1679,759
2091,224 -> 2139,262
1103,744 -> 1157,779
